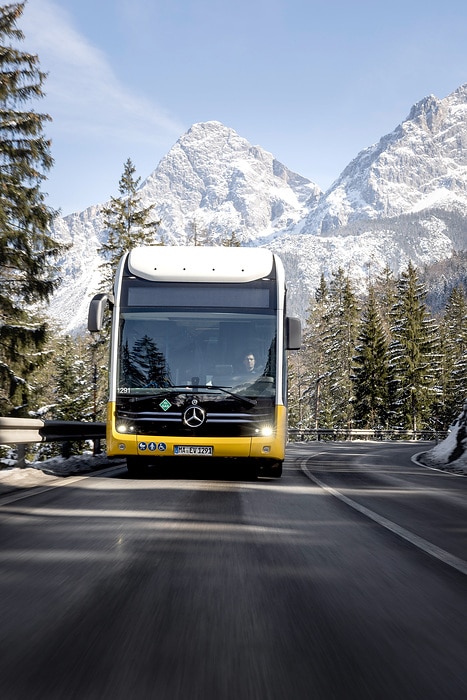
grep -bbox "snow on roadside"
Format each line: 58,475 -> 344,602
0,453 -> 125,495
419,403 -> 467,475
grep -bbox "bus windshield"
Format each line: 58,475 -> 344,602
117,311 -> 277,398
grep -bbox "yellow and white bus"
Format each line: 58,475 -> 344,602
88,246 -> 301,478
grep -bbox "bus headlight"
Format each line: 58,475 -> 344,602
116,423 -> 135,434
260,425 -> 274,437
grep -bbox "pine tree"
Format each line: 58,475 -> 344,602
437,286 -> 467,427
99,157 -> 161,288
32,334 -> 94,458
352,286 -> 389,428
52,335 -> 93,421
221,231 -> 241,247
291,274 -> 331,429
322,269 -> 360,427
29,331 -> 98,419
130,335 -> 171,387
286,352 -> 302,429
187,218 -> 210,246
0,2 -> 63,416
389,262 -> 440,431
295,270 -> 359,430
315,273 -> 328,304
373,265 -> 398,338
93,158 -> 162,404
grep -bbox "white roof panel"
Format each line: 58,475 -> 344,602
127,246 -> 274,283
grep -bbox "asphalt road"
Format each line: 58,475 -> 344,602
0,442 -> 466,699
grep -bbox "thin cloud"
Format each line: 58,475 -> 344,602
20,0 -> 184,143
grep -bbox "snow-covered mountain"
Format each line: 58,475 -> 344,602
138,121 -> 321,243
299,84 -> 467,234
49,85 -> 467,331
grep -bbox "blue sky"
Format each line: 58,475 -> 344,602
19,0 -> 467,215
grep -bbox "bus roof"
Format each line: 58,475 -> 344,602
127,246 -> 276,283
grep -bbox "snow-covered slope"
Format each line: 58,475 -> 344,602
48,85 -> 467,332
300,84 -> 467,234
138,121 -> 321,243
273,214 -> 455,318
50,204 -> 104,332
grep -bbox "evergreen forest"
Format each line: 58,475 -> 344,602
289,264 -> 467,434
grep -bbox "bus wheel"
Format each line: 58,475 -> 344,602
126,457 -> 149,478
259,460 -> 283,479
240,461 -> 258,481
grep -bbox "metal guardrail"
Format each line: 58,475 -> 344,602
0,418 -> 107,468
0,417 -> 45,444
1,419 -> 446,470
288,428 -> 447,442
0,417 -> 106,445
1,419 -> 445,447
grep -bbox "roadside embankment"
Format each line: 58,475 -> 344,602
418,403 -> 467,476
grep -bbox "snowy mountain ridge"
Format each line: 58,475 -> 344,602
49,84 -> 467,331
138,121 -> 321,243
298,84 -> 467,235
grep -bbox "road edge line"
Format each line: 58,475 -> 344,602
300,459 -> 467,577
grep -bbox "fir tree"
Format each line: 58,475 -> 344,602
221,231 -> 241,247
130,335 -> 170,387
187,218 -> 210,246
436,286 -> 467,427
292,274 -> 331,429
322,269 -> 360,427
93,158 -> 162,401
0,2 -> 63,416
32,329 -> 107,424
36,334 -> 94,458
52,335 -> 93,421
295,271 -> 360,429
314,273 -> 328,304
99,157 -> 161,288
373,264 -> 398,339
29,331 -> 98,421
352,286 -> 389,428
389,262 -> 440,431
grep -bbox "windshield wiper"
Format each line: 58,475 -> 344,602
120,385 -> 257,407
196,385 -> 257,407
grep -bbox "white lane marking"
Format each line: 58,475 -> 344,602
300,458 -> 467,577
0,463 -> 127,507
0,483 -> 64,507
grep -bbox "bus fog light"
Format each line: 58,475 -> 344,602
262,446 -> 271,453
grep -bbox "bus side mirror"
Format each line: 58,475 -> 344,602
88,293 -> 114,332
286,316 -> 301,350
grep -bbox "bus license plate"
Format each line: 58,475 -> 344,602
174,445 -> 213,456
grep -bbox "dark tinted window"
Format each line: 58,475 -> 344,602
122,281 -> 273,309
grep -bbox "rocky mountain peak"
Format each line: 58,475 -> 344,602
298,84 -> 467,236
48,86 -> 467,331
137,120 -> 321,245
406,94 -> 443,131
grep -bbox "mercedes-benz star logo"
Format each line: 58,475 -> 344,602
183,405 -> 206,428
